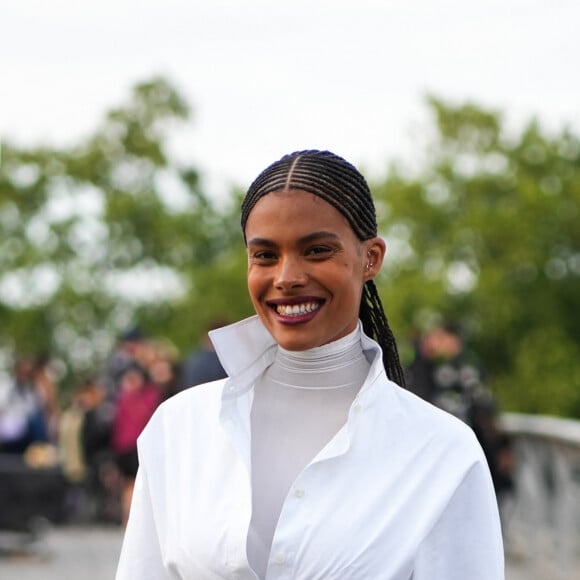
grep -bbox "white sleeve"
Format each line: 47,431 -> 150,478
115,466 -> 173,580
413,460 -> 505,580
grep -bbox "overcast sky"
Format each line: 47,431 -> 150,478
1,0 -> 579,198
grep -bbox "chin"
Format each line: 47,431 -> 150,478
277,339 -> 318,351
265,326 -> 321,352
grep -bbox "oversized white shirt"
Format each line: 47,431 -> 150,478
116,316 -> 504,579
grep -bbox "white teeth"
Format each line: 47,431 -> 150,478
276,302 -> 320,316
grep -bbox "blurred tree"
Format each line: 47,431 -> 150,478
373,98 -> 580,416
0,77 -> 252,385
2,80 -> 579,417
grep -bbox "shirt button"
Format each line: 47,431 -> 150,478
274,553 -> 286,564
294,488 -> 305,498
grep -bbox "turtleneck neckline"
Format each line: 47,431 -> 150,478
265,323 -> 369,390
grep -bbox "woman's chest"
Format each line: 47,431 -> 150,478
153,444 -> 441,580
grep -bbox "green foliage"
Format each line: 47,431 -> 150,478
373,98 -> 580,416
1,79 -> 579,416
0,77 -> 248,384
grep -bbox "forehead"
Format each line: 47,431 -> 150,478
245,189 -> 353,235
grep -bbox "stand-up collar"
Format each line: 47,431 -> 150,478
209,315 -> 276,378
209,315 -> 388,393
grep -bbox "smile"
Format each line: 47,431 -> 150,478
276,302 -> 321,316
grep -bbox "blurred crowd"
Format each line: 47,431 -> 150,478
0,325 -> 226,528
0,321 -> 513,530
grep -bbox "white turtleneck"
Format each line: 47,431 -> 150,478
246,325 -> 370,579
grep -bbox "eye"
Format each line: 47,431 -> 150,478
305,245 -> 333,258
250,250 -> 277,263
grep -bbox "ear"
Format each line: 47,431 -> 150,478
363,237 -> 386,281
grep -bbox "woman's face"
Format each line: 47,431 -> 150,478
245,189 -> 385,351
120,369 -> 145,393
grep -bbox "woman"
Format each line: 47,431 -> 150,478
116,150 -> 504,579
111,363 -> 162,526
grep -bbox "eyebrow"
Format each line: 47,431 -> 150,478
247,231 -> 341,248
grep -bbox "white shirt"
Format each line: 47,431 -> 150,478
247,326 -> 369,578
116,315 -> 504,580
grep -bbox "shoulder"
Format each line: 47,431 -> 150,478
158,377 -> 224,416
375,384 -> 493,502
391,384 -> 484,460
139,378 -> 226,444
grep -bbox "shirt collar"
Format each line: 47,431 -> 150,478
209,315 -> 387,392
209,315 -> 276,378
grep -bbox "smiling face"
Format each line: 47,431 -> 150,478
245,189 -> 385,351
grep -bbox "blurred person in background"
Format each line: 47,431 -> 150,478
59,379 -> 91,520
79,375 -> 120,523
141,337 -> 181,400
101,326 -> 148,399
111,363 -> 162,526
0,355 -> 48,454
32,354 -> 61,444
176,319 -> 228,391
406,324 -> 476,421
58,374 -> 119,523
407,324 -> 515,503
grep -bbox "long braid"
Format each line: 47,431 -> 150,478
361,281 -> 406,386
241,150 -> 406,386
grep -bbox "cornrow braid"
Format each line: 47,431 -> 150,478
361,281 -> 406,387
241,150 -> 406,387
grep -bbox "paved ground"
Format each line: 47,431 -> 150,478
0,524 -> 123,580
0,523 -> 546,580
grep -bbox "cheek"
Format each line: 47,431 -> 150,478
247,269 -> 264,303
337,256 -> 365,285
335,262 -> 366,302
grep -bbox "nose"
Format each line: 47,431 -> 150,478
274,256 -> 308,290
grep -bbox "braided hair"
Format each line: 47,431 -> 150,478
241,149 -> 406,387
